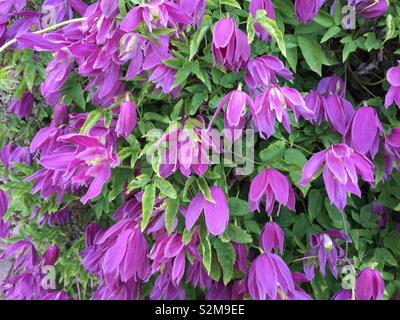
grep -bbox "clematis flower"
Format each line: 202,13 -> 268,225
212,18 -> 250,72
344,107 -> 384,159
295,0 -> 327,24
53,103 -> 69,127
248,168 -> 295,215
178,0 -> 206,28
0,144 -> 31,170
349,0 -> 388,19
208,88 -> 255,141
316,75 -> 346,97
116,100 -> 138,139
384,127 -> 400,176
355,268 -> 385,300
304,91 -> 326,125
289,272 -> 313,300
253,85 -> 313,139
303,230 -> 350,280
249,0 -> 276,41
41,0 -> 73,27
117,32 -> 146,80
186,186 -> 229,236
245,55 -> 293,91
332,289 -> 352,300
385,63 -> 400,109
0,190 -> 10,238
300,144 -> 375,211
120,0 -> 192,33
371,201 -> 388,229
43,245 -> 59,266
324,95 -> 354,135
37,208 -> 72,226
260,221 -> 285,254
8,92 -> 34,120
247,252 -> 295,300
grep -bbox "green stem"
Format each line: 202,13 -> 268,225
0,17 -> 87,53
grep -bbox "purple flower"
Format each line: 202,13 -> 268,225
349,0 -> 388,19
371,201 -> 388,229
8,92 -> 34,119
53,103 -> 69,127
41,0 -> 74,27
385,64 -> 400,109
186,186 -> 229,236
324,95 -> 354,135
355,268 -> 385,300
120,0 -> 192,33
245,55 -> 293,90
178,0 -> 206,28
384,127 -> 400,174
0,190 -> 10,238
43,245 -> 59,266
0,144 -> 31,169
253,85 -> 313,139
344,107 -> 384,159
212,18 -> 250,72
249,168 -> 295,215
303,230 -> 350,280
332,289 -> 352,300
316,75 -> 346,97
260,221 -> 285,254
295,0 -> 327,24
118,32 -> 146,80
116,100 -> 138,139
249,0 -> 276,41
300,144 -> 374,211
208,88 -> 255,141
304,91 -> 326,125
247,252 -> 295,300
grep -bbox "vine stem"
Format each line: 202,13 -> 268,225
0,17 -> 87,53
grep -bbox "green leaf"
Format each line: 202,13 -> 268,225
154,176 -> 177,199
24,64 -> 36,91
197,177 -> 215,203
297,35 -> 323,75
256,10 -> 286,57
260,140 -> 286,163
225,224 -> 252,244
80,110 -> 102,134
119,0 -> 127,18
284,149 -> 307,168
341,36 -> 357,62
374,248 -> 398,267
165,198 -> 180,235
384,14 -> 396,44
189,15 -> 212,60
308,189 -> 323,221
321,26 -> 341,43
219,0 -> 241,9
140,184 -> 156,232
200,233 -> 212,274
246,14 -> 255,44
228,198 -> 250,216
214,239 -> 236,285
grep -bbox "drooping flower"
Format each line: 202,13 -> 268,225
324,95 -> 354,135
349,0 -> 388,19
355,268 -> 385,300
247,252 -> 295,300
289,272 -> 313,300
303,230 -> 350,280
53,103 -> 69,127
304,91 -> 326,125
385,63 -> 400,109
260,221 -> 285,254
208,88 -> 255,141
316,75 -> 346,97
245,55 -> 293,91
116,100 -> 138,139
295,0 -> 327,24
157,117 -> 219,178
8,92 -> 34,119
186,186 -> 229,236
332,289 -> 352,300
120,0 -> 192,33
344,107 -> 384,159
248,168 -> 295,215
300,144 -> 375,211
0,190 -> 10,238
212,18 -> 250,72
43,245 -> 60,266
253,85 -> 313,139
178,0 -> 206,28
371,201 -> 388,229
384,127 -> 400,176
117,32 -> 146,80
249,0 -> 276,41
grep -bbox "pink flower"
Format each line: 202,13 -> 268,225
385,63 -> 400,109
355,268 -> 385,300
116,100 -> 138,139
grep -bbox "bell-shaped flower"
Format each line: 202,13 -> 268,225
249,0 -> 276,41
245,55 -> 293,90
344,107 -> 384,159
53,103 -> 69,127
249,168 -> 295,215
324,95 -> 354,135
8,92 -> 34,120
208,88 -> 255,141
371,201 -> 388,229
349,0 -> 388,19
355,268 -> 385,300
253,85 -> 313,139
247,252 -> 295,300
43,245 -> 60,266
316,75 -> 346,97
186,186 -> 229,236
260,221 -> 285,254
212,18 -> 250,72
385,63 -> 400,109
303,230 -> 350,280
300,144 -> 374,211
117,32 -> 146,80
116,100 -> 138,139
332,289 -> 352,300
178,0 -> 206,28
304,91 -> 325,125
295,0 -> 327,24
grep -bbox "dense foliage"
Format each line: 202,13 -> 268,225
0,0 -> 399,300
